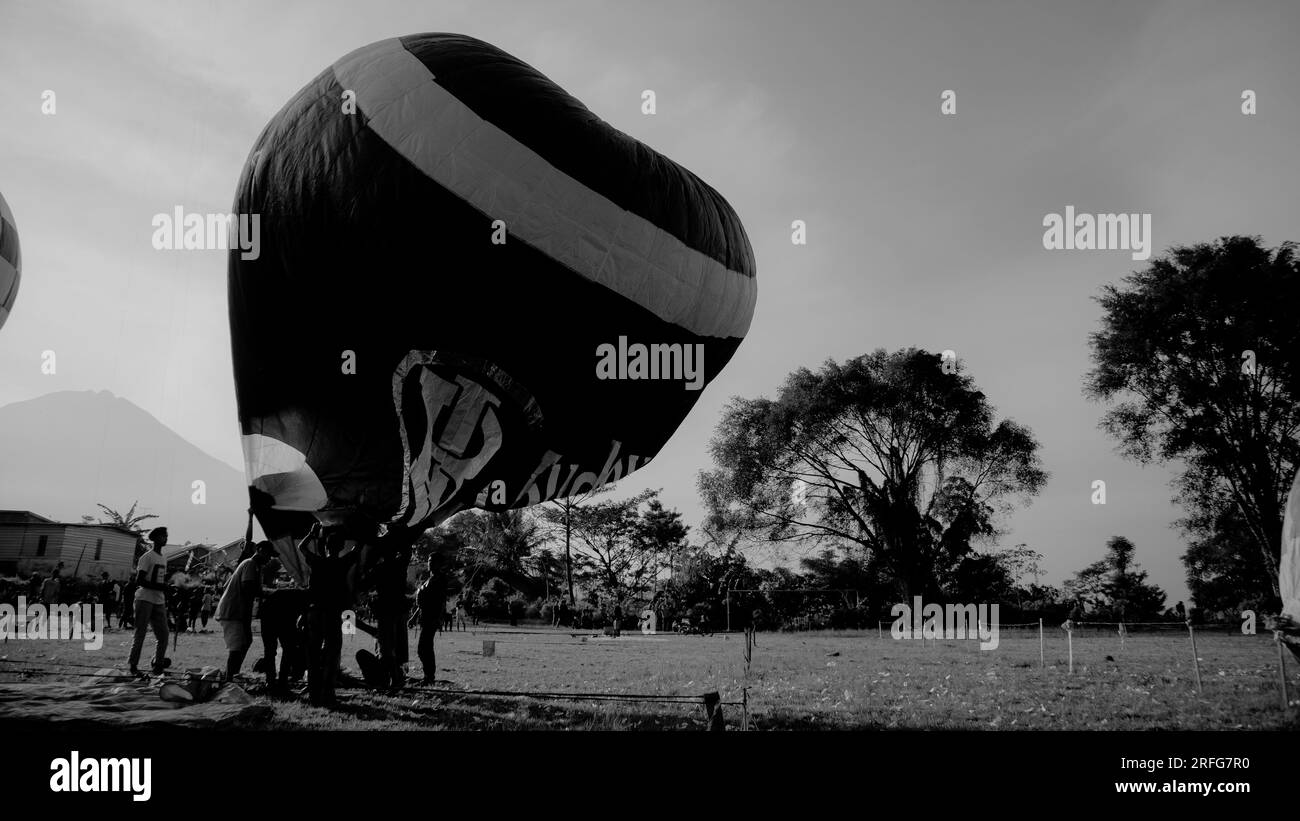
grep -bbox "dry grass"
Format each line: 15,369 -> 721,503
2,622 -> 1296,730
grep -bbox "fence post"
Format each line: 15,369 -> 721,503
1275,631 -> 1290,710
1038,618 -> 1044,670
1067,624 -> 1073,675
1186,620 -> 1202,694
878,620 -> 882,641
742,687 -> 750,731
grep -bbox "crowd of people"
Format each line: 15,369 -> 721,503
4,557 -> 222,638
4,521 -> 661,710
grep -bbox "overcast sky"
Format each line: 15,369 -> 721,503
1,0 -> 1298,603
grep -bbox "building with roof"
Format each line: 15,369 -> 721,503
0,510 -> 140,581
163,539 -> 245,574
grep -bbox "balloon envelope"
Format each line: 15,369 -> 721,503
228,34 -> 756,550
1282,468 -> 1300,622
0,189 -> 20,332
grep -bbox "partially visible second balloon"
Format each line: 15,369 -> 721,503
0,188 -> 20,332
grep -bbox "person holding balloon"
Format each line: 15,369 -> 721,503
297,523 -> 359,707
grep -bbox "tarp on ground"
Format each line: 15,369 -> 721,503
0,669 -> 272,729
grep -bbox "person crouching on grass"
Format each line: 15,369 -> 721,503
215,541 -> 277,682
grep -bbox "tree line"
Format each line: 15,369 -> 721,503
416,235 -> 1295,629
73,236 -> 1295,630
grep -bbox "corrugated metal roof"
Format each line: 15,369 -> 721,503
0,510 -> 55,524
0,511 -> 138,535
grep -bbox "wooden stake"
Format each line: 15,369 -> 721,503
1038,618 -> 1044,670
1279,631 -> 1289,706
1067,626 -> 1073,674
1186,620 -> 1202,694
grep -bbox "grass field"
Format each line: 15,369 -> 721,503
2,621 -> 1297,730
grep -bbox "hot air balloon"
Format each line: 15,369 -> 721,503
1279,468 -> 1300,665
1282,468 -> 1300,624
228,34 -> 756,568
0,188 -> 20,332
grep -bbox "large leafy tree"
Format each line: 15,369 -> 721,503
995,543 -> 1044,609
1103,536 -> 1167,620
564,489 -> 662,606
528,549 -> 567,602
1064,536 -> 1166,619
636,498 -> 690,594
699,348 -> 1047,599
1179,472 -> 1275,613
444,509 -> 547,596
1086,236 -> 1300,600
1063,560 -> 1111,610
655,545 -> 759,629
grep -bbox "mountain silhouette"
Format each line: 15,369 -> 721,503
0,390 -> 247,544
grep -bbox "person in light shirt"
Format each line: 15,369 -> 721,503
215,541 -> 277,682
127,528 -> 171,676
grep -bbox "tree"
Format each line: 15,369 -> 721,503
942,552 -> 1016,605
635,498 -> 690,594
1086,236 -> 1300,599
699,348 -> 1047,599
413,525 -> 466,563
657,544 -> 758,630
444,509 -> 547,597
1103,536 -> 1166,620
1174,463 -> 1278,613
94,502 -> 158,535
999,543 -> 1044,588
538,485 -> 610,606
93,502 -> 159,560
565,489 -> 661,606
529,548 -> 570,602
1063,561 -> 1110,612
1180,488 -> 1274,614
1065,537 -> 1166,620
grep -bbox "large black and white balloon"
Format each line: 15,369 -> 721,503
227,34 -> 756,564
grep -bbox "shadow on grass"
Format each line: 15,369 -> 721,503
267,687 -> 716,731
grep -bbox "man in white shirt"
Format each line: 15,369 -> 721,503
128,528 -> 171,676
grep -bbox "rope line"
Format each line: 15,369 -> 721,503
875,621 -> 1250,629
